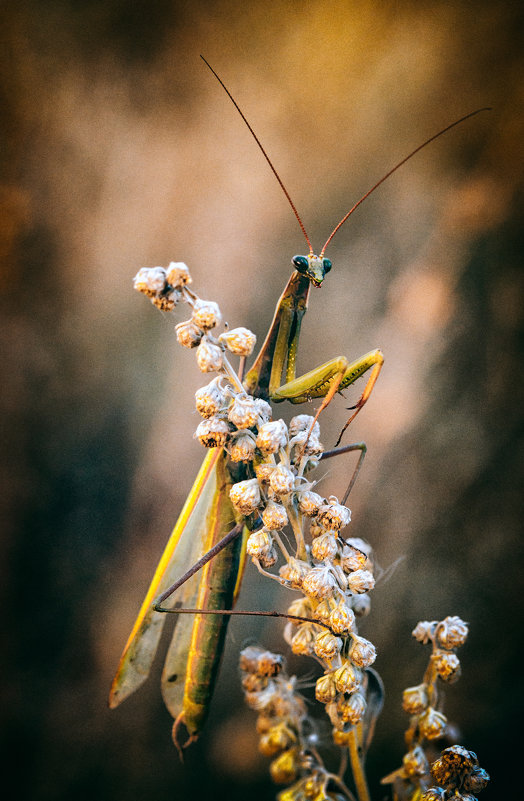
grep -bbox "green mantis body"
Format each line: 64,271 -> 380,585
109,59 -> 488,746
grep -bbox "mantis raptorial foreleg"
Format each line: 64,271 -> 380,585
271,348 -> 384,447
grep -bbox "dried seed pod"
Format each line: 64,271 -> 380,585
191,298 -> 222,330
419,707 -> 448,740
165,261 -> 192,288
329,602 -> 356,635
431,746 -> 478,784
269,464 -> 295,497
196,338 -> 224,372
219,326 -> 257,356
176,319 -> 203,348
256,420 -> 288,454
432,649 -> 461,683
309,518 -> 325,539
258,545 -> 278,568
313,630 -> 342,660
346,569 -> 375,594
133,266 -> 167,296
313,597 -> 338,623
230,431 -> 257,462
333,662 -> 362,694
315,672 -> 338,703
403,745 -> 430,778
311,531 -> 338,562
337,691 -> 367,725
262,500 -> 288,530
402,683 -> 429,714
195,377 -> 227,418
195,416 -> 231,448
436,615 -> 469,650
255,650 -> 284,677
421,789 -> 447,801
230,478 -> 261,515
298,490 -> 324,517
412,620 -> 438,644
348,635 -> 376,667
289,414 -> 320,439
228,394 -> 259,428
317,498 -> 351,531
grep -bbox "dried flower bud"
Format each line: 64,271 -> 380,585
262,500 -> 288,530
259,722 -> 296,756
337,691 -> 367,724
431,745 -> 478,785
133,266 -> 167,296
195,377 -> 227,418
256,651 -> 284,677
290,624 -> 316,656
195,416 -> 231,448
333,662 -> 362,694
317,498 -> 351,531
352,593 -> 371,617
219,327 -> 257,356
258,545 -> 278,568
279,558 -> 308,589
298,490 -> 324,517
313,630 -> 342,660
289,414 -> 320,439
151,287 -> 182,310
403,746 -> 429,778
269,464 -> 295,498
230,478 -> 261,515
313,597 -> 337,623
196,338 -> 224,372
311,531 -> 338,562
464,767 -> 490,793
402,683 -> 429,714
421,789 -> 447,801
228,394 -> 259,428
419,707 -> 447,740
255,462 -> 274,484
315,672 -> 337,703
269,748 -> 299,784
432,649 -> 461,683
436,615 -> 469,650
191,298 -> 222,330
309,519 -> 324,539
347,569 -> 375,594
241,673 -> 268,693
348,635 -> 376,667
412,620 -> 438,644
254,398 -> 272,425
165,261 -> 192,288
287,597 -> 312,619
247,529 -> 273,559
340,543 -> 368,573
230,431 -> 257,462
176,319 -> 203,348
329,602 -> 356,635
302,565 -> 338,600
256,420 -> 288,454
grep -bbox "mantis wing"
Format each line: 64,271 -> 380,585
109,448 -> 236,709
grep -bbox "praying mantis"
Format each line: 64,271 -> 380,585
109,57 -> 488,750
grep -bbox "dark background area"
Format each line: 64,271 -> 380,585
1,1 -> 522,798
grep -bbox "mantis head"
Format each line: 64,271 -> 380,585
292,254 -> 332,288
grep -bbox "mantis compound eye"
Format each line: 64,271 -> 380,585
322,258 -> 332,274
292,255 -> 309,274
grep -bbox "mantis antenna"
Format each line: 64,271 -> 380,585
200,55 -> 490,258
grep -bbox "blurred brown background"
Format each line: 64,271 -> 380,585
1,1 -> 522,798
